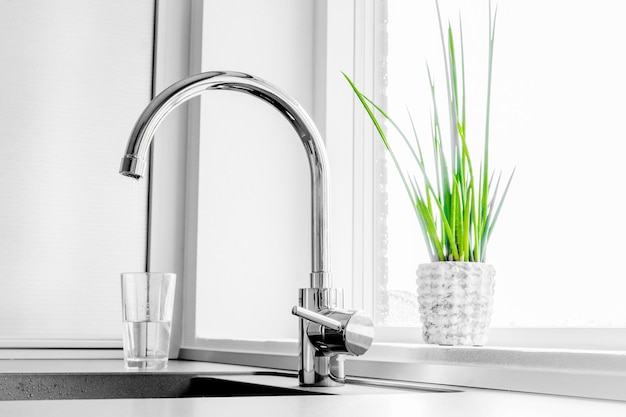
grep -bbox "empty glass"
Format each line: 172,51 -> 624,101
120,272 -> 176,370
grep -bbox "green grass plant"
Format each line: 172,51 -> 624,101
344,1 -> 513,263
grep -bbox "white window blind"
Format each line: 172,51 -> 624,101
0,0 -> 154,346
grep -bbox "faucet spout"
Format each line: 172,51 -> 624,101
120,71 -> 331,288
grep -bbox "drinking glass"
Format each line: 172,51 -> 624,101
120,272 -> 176,370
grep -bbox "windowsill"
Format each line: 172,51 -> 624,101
374,327 -> 626,351
179,340 -> 626,402
349,343 -> 626,401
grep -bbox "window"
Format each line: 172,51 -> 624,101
106,0 -> 626,401
170,0 -> 624,400
181,0 -> 626,349
376,0 -> 626,347
177,0 -> 626,348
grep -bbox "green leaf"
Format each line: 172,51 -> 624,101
342,1 -> 511,264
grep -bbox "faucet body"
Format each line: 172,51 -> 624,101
120,71 -> 372,386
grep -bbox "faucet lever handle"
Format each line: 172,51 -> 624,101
292,306 -> 374,357
291,306 -> 343,331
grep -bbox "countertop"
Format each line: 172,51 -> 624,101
0,359 -> 625,416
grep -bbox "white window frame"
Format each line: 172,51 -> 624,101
147,0 -> 626,402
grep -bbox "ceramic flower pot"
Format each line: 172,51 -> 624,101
416,262 -> 495,346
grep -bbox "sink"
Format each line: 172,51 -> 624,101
0,371 -> 459,401
0,372 -> 326,401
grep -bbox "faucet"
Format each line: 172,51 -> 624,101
119,71 -> 373,387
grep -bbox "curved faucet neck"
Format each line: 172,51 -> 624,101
120,71 -> 332,288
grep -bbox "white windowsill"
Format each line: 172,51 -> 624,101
178,339 -> 626,402
374,327 -> 626,351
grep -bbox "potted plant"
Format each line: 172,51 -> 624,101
344,2 -> 513,346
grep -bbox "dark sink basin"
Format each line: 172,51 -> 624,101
0,372 -> 325,401
0,369 -> 460,401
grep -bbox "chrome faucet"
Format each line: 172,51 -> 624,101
119,71 -> 373,386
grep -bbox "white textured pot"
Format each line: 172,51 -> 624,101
416,262 -> 495,346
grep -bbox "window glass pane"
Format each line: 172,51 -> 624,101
380,0 -> 626,327
0,0 -> 153,344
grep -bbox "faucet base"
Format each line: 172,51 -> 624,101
298,356 -> 345,387
297,287 -> 344,386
